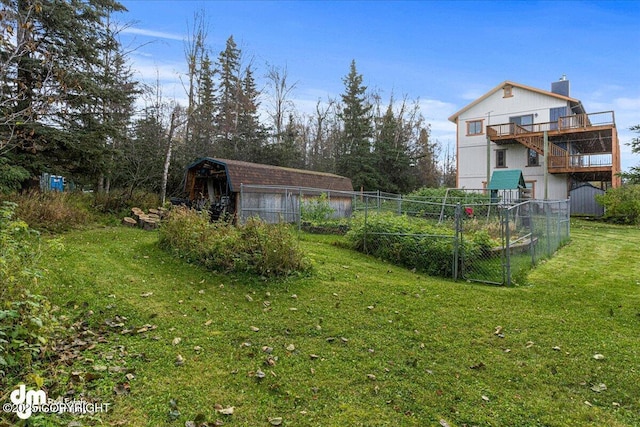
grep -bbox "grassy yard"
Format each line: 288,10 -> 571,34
32,220 -> 640,426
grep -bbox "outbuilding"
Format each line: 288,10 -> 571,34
183,158 -> 354,222
569,183 -> 605,217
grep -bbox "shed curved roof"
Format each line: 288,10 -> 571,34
186,158 -> 354,192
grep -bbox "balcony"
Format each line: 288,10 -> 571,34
486,111 -> 620,186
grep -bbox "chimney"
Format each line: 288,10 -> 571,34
551,75 -> 570,97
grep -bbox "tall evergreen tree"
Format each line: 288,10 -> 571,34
235,65 -> 267,162
337,60 -> 376,190
0,0 -> 134,190
373,102 -> 415,193
213,35 -> 242,159
189,52 -> 216,159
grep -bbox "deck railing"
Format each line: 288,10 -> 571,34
487,111 -> 615,138
548,153 -> 613,170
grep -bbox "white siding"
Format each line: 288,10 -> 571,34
456,84 -> 572,198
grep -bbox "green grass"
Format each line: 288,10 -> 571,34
30,220 -> 640,426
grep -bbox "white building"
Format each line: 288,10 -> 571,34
448,78 -> 621,200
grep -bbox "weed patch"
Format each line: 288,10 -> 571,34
159,207 -> 310,277
346,212 -> 492,277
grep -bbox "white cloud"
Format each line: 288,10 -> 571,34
121,27 -> 185,41
615,97 -> 640,111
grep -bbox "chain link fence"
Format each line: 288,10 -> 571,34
238,185 -> 570,285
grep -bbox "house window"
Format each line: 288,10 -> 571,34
496,149 -> 507,168
466,120 -> 484,136
527,148 -> 539,167
503,85 -> 513,98
509,114 -> 534,132
525,181 -> 535,199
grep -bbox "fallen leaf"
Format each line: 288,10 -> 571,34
245,294 -> 254,302
481,395 -> 490,402
439,420 -> 451,427
525,341 -> 535,348
217,406 -> 235,415
172,337 -> 182,346
255,369 -> 266,379
250,326 -> 260,332
286,344 -> 295,352
204,320 -> 213,326
291,294 -> 297,299
593,353 -> 605,360
174,354 -> 185,366
198,289 -> 205,294
552,346 -> 561,351
140,292 -> 153,297
193,346 -> 203,353
268,417 -> 283,425
591,383 -> 607,393
494,326 -> 503,335
113,382 -> 130,395
367,374 -> 376,380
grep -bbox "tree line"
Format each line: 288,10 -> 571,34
1,2 -> 456,198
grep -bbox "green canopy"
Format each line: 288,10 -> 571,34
487,170 -> 525,190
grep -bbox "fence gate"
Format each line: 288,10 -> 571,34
460,200 -> 570,285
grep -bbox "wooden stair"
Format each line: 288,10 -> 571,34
512,125 -> 568,168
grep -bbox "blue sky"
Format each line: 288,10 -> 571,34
117,0 -> 640,170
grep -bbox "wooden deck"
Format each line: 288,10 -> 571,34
486,111 -> 621,187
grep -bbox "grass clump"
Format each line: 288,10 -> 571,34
3,191 -> 93,233
346,211 -> 491,277
159,207 -> 310,277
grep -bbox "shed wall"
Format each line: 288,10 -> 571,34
570,185 -> 604,216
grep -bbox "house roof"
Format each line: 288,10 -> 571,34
186,158 -> 354,192
487,169 -> 526,190
447,80 -> 585,123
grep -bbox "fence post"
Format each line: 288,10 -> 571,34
546,202 -> 552,256
240,183 -> 244,224
528,200 -> 535,267
363,195 -> 368,253
505,205 -> 512,286
453,203 -> 461,280
298,188 -> 302,232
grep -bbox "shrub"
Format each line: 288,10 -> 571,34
301,193 -> 335,223
7,191 -> 93,232
159,207 -> 310,277
596,185 -> 640,225
346,212 -> 492,277
0,202 -> 57,377
92,190 -> 160,216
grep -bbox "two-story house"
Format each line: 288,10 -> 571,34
448,78 -> 621,200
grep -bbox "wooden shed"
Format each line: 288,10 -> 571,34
183,158 -> 354,222
569,183 -> 605,217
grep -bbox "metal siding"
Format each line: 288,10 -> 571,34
570,185 -> 605,216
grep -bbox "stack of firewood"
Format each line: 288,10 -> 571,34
122,207 -> 167,230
